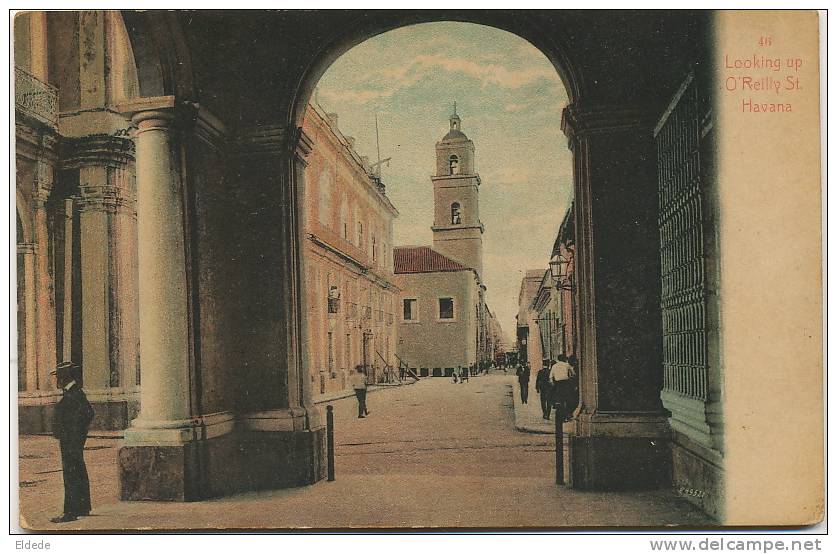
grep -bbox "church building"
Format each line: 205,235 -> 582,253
394,108 -> 491,377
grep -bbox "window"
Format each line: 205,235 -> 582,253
340,195 -> 348,239
318,170 -> 332,227
345,333 -> 351,370
372,235 -> 377,262
449,155 -> 459,175
327,285 -> 340,314
357,221 -> 364,249
438,297 -> 454,320
403,298 -> 417,321
327,332 -> 334,376
451,202 -> 462,225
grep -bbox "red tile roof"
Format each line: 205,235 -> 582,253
393,246 -> 468,274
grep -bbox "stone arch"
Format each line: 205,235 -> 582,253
288,13 -> 581,130
119,11 -> 195,99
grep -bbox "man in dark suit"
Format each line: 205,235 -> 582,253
50,362 -> 94,523
516,364 -> 531,404
535,362 -> 553,420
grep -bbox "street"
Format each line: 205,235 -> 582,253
18,373 -> 710,529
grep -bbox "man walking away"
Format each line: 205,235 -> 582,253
350,365 -> 370,418
535,363 -> 553,420
516,364 -> 531,404
549,355 -> 574,422
50,362 -> 94,523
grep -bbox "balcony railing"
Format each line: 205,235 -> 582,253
15,66 -> 58,128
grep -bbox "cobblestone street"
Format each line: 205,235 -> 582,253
18,373 -> 711,530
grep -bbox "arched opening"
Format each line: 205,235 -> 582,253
449,155 -> 460,175
451,202 -> 462,225
296,20 -> 577,487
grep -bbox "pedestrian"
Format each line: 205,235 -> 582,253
50,361 -> 94,523
516,363 -> 531,404
350,365 -> 370,418
535,362 -> 553,420
549,355 -> 574,422
460,365 -> 469,384
565,355 -> 580,421
452,367 -> 459,383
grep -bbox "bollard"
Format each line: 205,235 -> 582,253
555,404 -> 564,485
326,404 -> 335,482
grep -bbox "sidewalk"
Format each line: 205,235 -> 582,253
510,377 -> 573,435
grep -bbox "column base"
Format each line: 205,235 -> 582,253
18,391 -> 61,434
671,430 -> 724,521
118,416 -> 326,501
18,390 -> 140,433
569,411 -> 672,490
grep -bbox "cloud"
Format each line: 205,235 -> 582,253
320,50 -> 562,108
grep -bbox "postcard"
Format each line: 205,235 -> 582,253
12,9 -> 824,530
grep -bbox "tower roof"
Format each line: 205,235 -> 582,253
441,101 -> 469,142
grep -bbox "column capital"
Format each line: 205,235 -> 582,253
117,95 -> 193,134
17,242 -> 37,255
32,158 -> 54,206
77,182 -> 136,214
61,135 -> 136,169
561,104 -> 656,147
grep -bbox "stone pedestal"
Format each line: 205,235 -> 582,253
562,105 -> 672,490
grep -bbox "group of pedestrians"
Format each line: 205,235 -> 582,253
517,355 -> 578,421
451,365 -> 470,383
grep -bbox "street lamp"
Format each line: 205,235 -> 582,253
549,253 -> 573,291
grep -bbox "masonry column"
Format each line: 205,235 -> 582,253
33,161 -> 57,390
126,100 -> 191,433
72,136 -> 138,428
18,242 -> 38,391
117,97 -> 201,500
562,105 -> 671,490
232,124 -> 325,489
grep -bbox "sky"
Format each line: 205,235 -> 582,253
314,22 -> 573,345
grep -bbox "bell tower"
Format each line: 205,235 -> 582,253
431,104 -> 484,276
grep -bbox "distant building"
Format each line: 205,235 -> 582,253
516,269 -> 545,370
395,108 -> 492,376
394,246 -> 483,376
531,202 -> 576,365
554,203 -> 576,360
302,103 -> 399,397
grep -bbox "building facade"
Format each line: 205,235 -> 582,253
554,204 -> 577,361
484,304 -> 506,364
516,269 -> 546,371
394,246 -> 482,376
16,12 -> 141,433
531,202 -> 577,366
302,104 -> 399,396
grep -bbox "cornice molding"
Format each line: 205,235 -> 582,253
232,124 -> 313,164
561,104 -> 656,146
